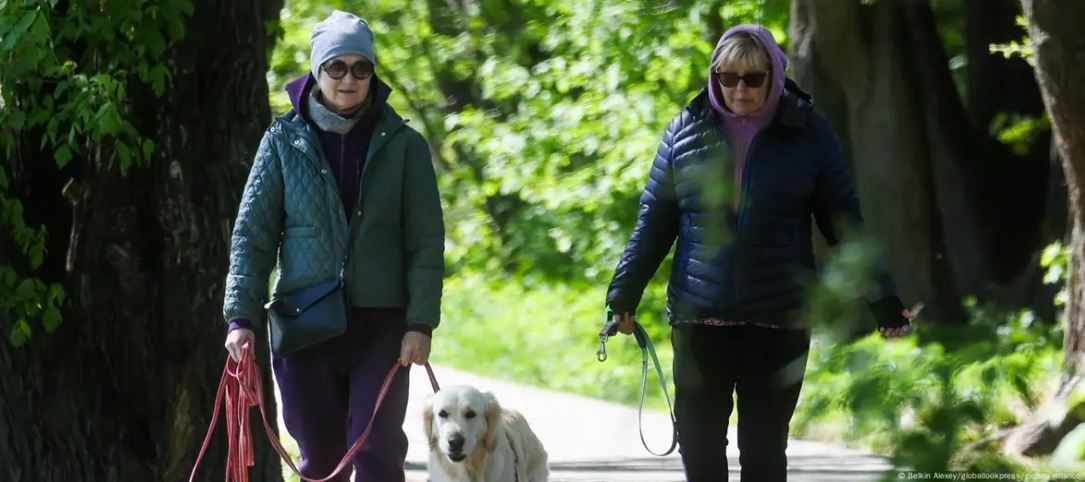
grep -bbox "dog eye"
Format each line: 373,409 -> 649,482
464,410 -> 477,419
438,410 -> 449,418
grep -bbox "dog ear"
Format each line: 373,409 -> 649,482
482,392 -> 502,452
423,395 -> 437,449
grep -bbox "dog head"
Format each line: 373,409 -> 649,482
424,385 -> 503,463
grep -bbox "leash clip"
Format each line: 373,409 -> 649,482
593,315 -> 680,457
597,317 -> 620,362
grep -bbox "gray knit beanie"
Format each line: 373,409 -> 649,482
310,10 -> 376,80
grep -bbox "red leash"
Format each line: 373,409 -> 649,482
189,345 -> 441,482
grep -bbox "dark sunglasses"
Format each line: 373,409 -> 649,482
716,71 -> 769,88
322,59 -> 375,80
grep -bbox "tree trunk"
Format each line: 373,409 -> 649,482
788,0 -> 1049,322
1000,0 -> 1085,456
0,1 -> 285,480
1021,0 -> 1085,370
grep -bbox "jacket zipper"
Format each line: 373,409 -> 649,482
340,136 -> 348,222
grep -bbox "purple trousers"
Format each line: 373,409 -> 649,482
272,307 -> 409,482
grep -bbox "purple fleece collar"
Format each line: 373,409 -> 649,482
285,73 -> 314,119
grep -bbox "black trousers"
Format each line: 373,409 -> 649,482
671,324 -> 811,482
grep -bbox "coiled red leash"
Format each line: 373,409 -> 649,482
189,345 -> 440,482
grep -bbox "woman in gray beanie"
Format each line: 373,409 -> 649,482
222,10 -> 444,481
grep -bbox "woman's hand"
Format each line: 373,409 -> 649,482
399,331 -> 432,366
611,312 -> 636,335
879,303 -> 923,339
224,328 -> 255,361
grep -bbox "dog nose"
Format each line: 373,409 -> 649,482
448,434 -> 465,452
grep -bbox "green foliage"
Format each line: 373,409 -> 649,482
1051,429 -> 1085,474
0,160 -> 63,345
992,113 -> 1050,156
989,16 -> 1034,65
0,0 -> 191,345
1042,242 -> 1071,308
786,240 -> 1066,473
1046,389 -> 1085,473
795,303 -> 1063,472
799,235 -> 884,334
980,14 -> 1048,159
778,234 -> 1067,472
2,270 -> 64,347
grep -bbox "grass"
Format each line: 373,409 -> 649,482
430,273 -> 676,410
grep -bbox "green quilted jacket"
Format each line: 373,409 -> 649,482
223,103 -> 445,331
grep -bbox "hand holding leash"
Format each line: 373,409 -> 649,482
611,312 -> 635,335
878,301 -> 924,339
224,328 -> 255,362
595,306 -> 678,456
190,345 -> 441,482
597,311 -> 636,361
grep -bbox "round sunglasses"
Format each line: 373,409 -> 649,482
321,59 -> 375,81
715,71 -> 769,88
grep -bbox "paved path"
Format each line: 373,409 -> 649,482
401,365 -> 892,481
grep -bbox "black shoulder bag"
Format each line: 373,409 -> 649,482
263,229 -> 354,356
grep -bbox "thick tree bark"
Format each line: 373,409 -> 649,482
788,0 -> 1049,322
1001,0 -> 1085,457
1021,0 -> 1085,369
0,1 -> 285,480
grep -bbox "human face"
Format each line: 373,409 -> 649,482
317,54 -> 372,112
716,66 -> 769,117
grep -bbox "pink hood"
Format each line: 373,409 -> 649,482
708,24 -> 788,124
707,25 -> 788,196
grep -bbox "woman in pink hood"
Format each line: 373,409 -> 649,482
605,25 -> 916,481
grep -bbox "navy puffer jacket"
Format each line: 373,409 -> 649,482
606,80 -> 898,327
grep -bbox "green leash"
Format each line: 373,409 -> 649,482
597,308 -> 678,456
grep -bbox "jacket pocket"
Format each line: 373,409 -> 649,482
353,223 -> 405,297
284,225 -> 319,238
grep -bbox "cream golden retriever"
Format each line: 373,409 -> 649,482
424,385 -> 549,482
